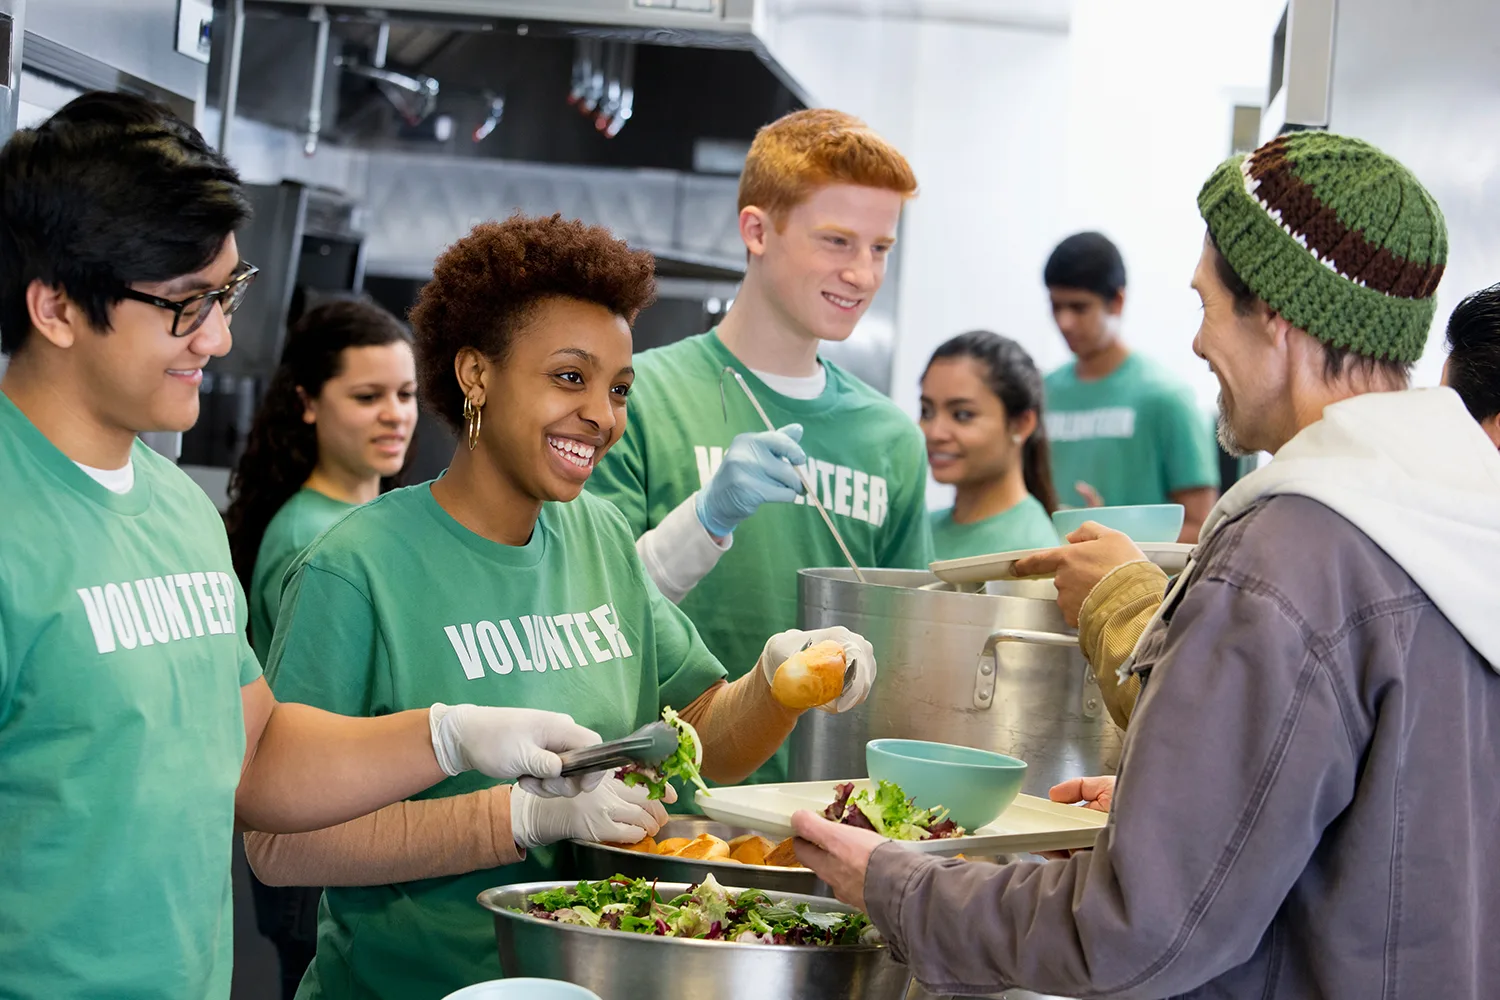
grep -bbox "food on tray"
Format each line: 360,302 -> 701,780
616,707 -> 709,801
765,837 -> 801,867
673,834 -> 730,861
822,780 -> 965,840
728,834 -> 774,866
521,874 -> 879,946
601,831 -> 806,869
770,640 -> 848,709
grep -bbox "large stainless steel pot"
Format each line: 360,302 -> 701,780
480,880 -> 913,1000
567,819 -> 827,896
792,568 -> 1121,796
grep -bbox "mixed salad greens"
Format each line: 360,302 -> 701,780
822,780 -> 964,840
616,706 -> 709,801
522,874 -> 880,947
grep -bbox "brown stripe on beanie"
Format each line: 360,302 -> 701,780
1246,142 -> 1444,298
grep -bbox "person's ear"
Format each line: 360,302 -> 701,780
298,386 -> 318,425
25,279 -> 87,350
740,206 -> 773,259
454,348 -> 490,407
1008,409 -> 1039,445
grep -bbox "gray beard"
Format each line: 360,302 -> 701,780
1216,398 -> 1251,457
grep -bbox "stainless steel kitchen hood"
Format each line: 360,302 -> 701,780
293,0 -> 761,37
217,0 -> 805,173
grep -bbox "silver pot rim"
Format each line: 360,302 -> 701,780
479,880 -> 888,954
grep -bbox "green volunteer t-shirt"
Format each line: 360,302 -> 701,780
588,330 -> 934,790
929,494 -> 1059,561
250,487 -> 355,663
263,483 -> 726,1000
1043,353 -> 1220,508
0,391 -> 261,1000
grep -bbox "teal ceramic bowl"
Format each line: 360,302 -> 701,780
443,980 -> 602,1000
1051,503 -> 1184,543
865,739 -> 1027,832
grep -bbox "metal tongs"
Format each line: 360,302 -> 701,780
556,721 -> 679,778
719,366 -> 867,584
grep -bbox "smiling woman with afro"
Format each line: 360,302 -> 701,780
243,211 -> 869,999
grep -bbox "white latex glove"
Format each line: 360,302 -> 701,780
758,626 -> 877,714
511,776 -> 675,849
429,703 -> 604,797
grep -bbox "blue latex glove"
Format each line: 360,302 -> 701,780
695,424 -> 807,538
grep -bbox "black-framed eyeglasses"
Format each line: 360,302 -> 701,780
118,261 -> 259,338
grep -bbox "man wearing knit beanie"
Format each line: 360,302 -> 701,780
791,132 -> 1500,1000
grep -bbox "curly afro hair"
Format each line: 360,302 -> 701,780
409,212 -> 656,432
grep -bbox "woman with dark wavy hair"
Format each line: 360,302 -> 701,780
225,298 -> 417,665
920,330 -> 1060,559
223,297 -> 417,998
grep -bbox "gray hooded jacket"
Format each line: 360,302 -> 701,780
865,388 -> 1500,998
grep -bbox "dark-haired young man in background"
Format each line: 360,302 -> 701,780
1443,281 -> 1500,447
1042,231 -> 1219,540
0,93 -> 602,998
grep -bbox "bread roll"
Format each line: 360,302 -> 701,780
771,640 -> 847,709
607,835 -> 656,854
654,837 -> 691,856
729,835 -> 774,866
764,837 -> 803,868
674,834 -> 731,861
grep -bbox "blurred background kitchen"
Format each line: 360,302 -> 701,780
0,0 -> 1495,995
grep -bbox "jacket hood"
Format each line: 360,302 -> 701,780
1203,387 -> 1500,669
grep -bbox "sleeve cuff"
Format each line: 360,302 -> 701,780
636,492 -> 732,604
1078,560 -> 1168,656
487,784 -> 525,866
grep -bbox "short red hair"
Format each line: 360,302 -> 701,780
737,109 -> 917,226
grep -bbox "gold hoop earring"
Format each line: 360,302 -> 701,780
463,396 -> 482,451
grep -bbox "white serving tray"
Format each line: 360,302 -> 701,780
697,779 -> 1106,857
930,542 -> 1193,586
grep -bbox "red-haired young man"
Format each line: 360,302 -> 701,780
591,109 -> 933,791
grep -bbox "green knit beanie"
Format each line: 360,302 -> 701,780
1197,131 -> 1447,363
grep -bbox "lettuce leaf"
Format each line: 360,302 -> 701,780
616,706 -> 710,800
824,780 -> 966,840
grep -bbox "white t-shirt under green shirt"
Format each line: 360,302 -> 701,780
75,457 -> 135,493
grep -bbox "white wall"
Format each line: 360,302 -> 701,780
1323,0 -> 1500,392
765,0 -> 1284,507
887,23 -> 1069,418
1055,0 -> 1285,409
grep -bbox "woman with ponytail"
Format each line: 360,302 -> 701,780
226,299 -> 418,666
920,330 -> 1060,559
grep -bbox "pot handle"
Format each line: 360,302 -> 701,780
972,628 -> 1091,712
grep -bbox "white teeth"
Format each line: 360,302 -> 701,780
548,436 -> 595,469
824,293 -> 858,308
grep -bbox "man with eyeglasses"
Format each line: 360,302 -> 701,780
0,93 -> 617,998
